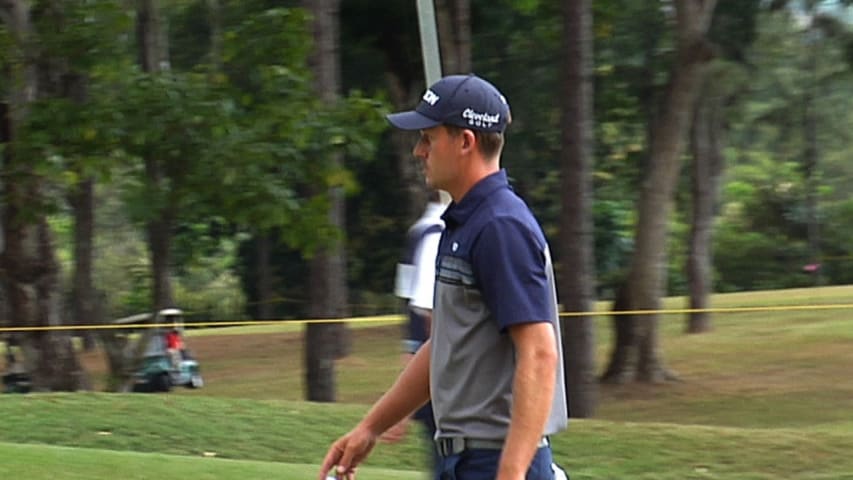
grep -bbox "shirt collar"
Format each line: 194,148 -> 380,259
442,170 -> 510,226
412,201 -> 448,229
422,202 -> 448,220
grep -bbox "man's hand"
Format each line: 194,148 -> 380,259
317,425 -> 377,480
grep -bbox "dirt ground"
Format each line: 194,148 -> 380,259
77,325 -> 402,401
79,330 -> 301,392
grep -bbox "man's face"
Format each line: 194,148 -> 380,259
413,125 -> 461,191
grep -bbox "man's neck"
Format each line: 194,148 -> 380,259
451,157 -> 500,203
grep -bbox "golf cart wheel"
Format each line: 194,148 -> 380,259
152,372 -> 172,392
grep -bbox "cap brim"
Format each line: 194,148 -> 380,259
386,110 -> 441,130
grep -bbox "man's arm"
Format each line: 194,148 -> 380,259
497,322 -> 558,480
317,339 -> 432,480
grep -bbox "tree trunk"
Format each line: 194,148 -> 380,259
136,0 -> 169,73
145,213 -> 175,310
1,201 -> 91,391
306,241 -> 348,400
103,335 -> 156,392
206,0 -> 222,70
69,178 -> 98,350
0,0 -> 90,392
137,0 -> 174,312
255,232 -> 276,320
303,0 -> 349,402
64,69 -> 98,351
686,75 -> 725,334
601,283 -> 638,383
98,304 -> 157,392
558,0 -> 597,417
603,0 -> 718,383
803,41 -> 821,285
435,0 -> 471,74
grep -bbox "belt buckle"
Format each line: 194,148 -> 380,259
436,438 -> 446,456
436,437 -> 463,456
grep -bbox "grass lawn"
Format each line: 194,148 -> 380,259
0,442 -> 423,480
2,285 -> 853,479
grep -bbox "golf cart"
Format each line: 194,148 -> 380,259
128,308 -> 204,393
2,336 -> 31,394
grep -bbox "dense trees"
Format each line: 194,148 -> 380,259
1,1 -> 851,400
600,0 -> 719,383
0,0 -> 97,391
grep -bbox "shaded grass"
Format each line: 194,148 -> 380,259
2,394 -> 853,479
0,393 -> 430,471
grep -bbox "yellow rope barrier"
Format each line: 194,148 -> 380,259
0,314 -> 404,333
559,303 -> 853,316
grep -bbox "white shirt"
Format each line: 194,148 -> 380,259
395,202 -> 446,310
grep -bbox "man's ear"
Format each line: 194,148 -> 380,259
461,129 -> 475,152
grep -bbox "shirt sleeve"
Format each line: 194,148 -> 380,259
408,230 -> 441,310
471,217 -> 551,331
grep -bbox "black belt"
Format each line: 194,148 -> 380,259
435,436 -> 549,457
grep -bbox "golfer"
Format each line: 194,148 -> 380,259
318,74 -> 568,480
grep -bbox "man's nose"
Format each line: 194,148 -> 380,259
412,142 -> 426,158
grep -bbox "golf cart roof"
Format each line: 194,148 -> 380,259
112,308 -> 184,325
112,312 -> 155,325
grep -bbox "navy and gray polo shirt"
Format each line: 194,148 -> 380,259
430,169 -> 568,441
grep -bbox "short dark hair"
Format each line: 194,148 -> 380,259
444,125 -> 505,159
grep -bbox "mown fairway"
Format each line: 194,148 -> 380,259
3,285 -> 853,479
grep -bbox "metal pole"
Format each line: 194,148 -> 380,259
416,0 -> 442,86
416,0 -> 452,205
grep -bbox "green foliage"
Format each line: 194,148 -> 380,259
166,2 -> 389,316
710,0 -> 761,60
712,7 -> 853,291
715,226 -> 811,292
174,266 -> 247,323
88,192 -> 251,320
591,200 -> 634,296
0,25 -> 10,93
5,0 -> 852,320
714,155 -> 811,290
817,198 -> 853,284
18,94 -> 124,184
2,3 -> 132,222
208,5 -> 387,252
96,3 -> 388,292
31,0 -> 132,71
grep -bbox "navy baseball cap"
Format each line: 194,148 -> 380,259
386,74 -> 510,133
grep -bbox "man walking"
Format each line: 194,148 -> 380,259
318,74 -> 568,480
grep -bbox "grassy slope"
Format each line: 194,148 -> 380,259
0,442 -> 421,480
1,394 -> 852,479
3,286 -> 853,479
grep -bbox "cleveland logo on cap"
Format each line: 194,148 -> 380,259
462,108 -> 501,128
387,74 -> 510,133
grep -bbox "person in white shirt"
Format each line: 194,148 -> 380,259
387,189 -> 449,477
